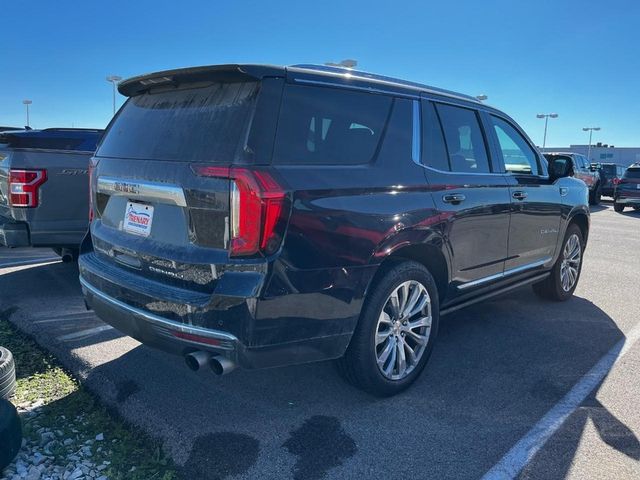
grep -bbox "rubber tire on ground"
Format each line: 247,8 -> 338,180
532,224 -> 584,301
337,261 -> 440,396
0,346 -> 16,399
614,202 -> 625,213
0,399 -> 22,470
589,184 -> 601,206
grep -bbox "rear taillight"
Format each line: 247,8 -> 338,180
8,169 -> 47,207
191,165 -> 289,257
88,158 -> 99,221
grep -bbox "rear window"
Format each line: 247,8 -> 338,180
272,85 -> 392,165
97,82 -> 259,162
623,168 -> 640,179
601,164 -> 616,174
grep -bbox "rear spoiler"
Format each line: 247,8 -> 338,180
118,64 -> 285,97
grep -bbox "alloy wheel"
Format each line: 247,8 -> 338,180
560,233 -> 581,292
375,280 -> 432,380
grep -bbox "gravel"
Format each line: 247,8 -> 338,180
1,403 -> 111,480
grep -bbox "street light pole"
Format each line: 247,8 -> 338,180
105,75 -> 122,115
582,127 -> 601,162
536,113 -> 558,149
22,100 -> 32,128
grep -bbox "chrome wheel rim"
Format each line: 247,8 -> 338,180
560,234 -> 581,292
375,280 -> 432,380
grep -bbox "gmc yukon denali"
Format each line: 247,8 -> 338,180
79,64 -> 589,395
0,128 -> 103,260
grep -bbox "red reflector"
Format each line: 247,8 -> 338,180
8,169 -> 47,207
191,165 -> 288,257
88,158 -> 99,221
172,331 -> 221,346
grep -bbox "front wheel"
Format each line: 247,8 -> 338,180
337,261 -> 439,396
533,224 -> 584,301
614,201 -> 625,213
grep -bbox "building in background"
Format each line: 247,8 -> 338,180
541,144 -> 640,166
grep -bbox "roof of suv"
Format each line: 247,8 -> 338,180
118,63 -> 482,104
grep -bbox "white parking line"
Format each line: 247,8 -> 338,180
57,325 -> 114,341
482,321 -> 640,480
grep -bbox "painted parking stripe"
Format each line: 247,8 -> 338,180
57,325 -> 114,341
482,321 -> 640,480
0,258 -> 60,268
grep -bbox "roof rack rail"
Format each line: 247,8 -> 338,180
289,64 -> 480,103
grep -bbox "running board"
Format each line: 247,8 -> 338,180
440,272 -> 550,316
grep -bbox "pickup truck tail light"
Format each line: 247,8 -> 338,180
88,158 -> 99,221
190,165 -> 289,257
8,169 -> 47,207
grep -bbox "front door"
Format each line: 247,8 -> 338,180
486,114 -> 561,271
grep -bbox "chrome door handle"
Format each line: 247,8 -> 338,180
442,193 -> 466,204
512,191 -> 528,200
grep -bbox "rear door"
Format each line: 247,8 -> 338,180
90,78 -> 282,292
485,114 -> 560,271
420,99 -> 511,290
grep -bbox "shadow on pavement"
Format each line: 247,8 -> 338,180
0,262 -> 636,479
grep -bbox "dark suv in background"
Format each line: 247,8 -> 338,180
596,163 -> 626,197
614,163 -> 640,212
79,64 -> 589,395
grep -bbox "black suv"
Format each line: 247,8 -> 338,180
79,64 -> 589,395
596,163 -> 626,197
614,163 -> 640,212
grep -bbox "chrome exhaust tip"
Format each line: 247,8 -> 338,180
60,248 -> 74,263
210,355 -> 236,376
185,351 -> 210,372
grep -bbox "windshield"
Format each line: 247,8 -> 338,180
97,81 -> 259,163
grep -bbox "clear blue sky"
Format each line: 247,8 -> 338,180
1,0 -> 639,147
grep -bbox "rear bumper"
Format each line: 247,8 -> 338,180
79,251 -> 356,369
0,216 -> 30,247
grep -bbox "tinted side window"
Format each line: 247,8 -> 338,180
420,101 -> 449,170
491,116 -> 539,175
435,104 -> 490,173
273,85 -> 392,165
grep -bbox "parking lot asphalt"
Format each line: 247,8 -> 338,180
1,202 -> 639,480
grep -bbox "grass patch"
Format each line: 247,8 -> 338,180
0,312 -> 179,480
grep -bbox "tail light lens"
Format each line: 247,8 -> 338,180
191,165 -> 289,257
88,158 -> 99,221
613,177 -> 621,185
8,169 -> 47,207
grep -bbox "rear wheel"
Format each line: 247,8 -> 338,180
338,261 -> 439,396
589,184 -> 601,205
614,201 -> 625,213
533,224 -> 584,301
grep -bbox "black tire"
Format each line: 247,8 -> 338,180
590,184 -> 601,206
614,201 -> 625,213
0,399 -> 22,470
0,347 -> 16,400
533,224 -> 584,301
337,261 -> 440,396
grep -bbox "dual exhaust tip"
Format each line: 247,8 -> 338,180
185,351 -> 236,376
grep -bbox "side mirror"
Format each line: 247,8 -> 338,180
549,157 -> 574,181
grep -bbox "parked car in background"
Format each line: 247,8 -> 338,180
79,64 -> 589,396
544,152 -> 601,205
595,163 -> 626,197
0,128 -> 103,260
614,163 -> 640,212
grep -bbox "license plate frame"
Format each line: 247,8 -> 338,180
123,201 -> 154,237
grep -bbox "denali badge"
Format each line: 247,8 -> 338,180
540,228 -> 559,235
114,182 -> 140,194
149,265 -> 184,279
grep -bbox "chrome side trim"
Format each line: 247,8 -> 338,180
96,176 -> 187,207
80,277 -> 238,346
412,100 -> 421,164
457,257 -> 551,290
